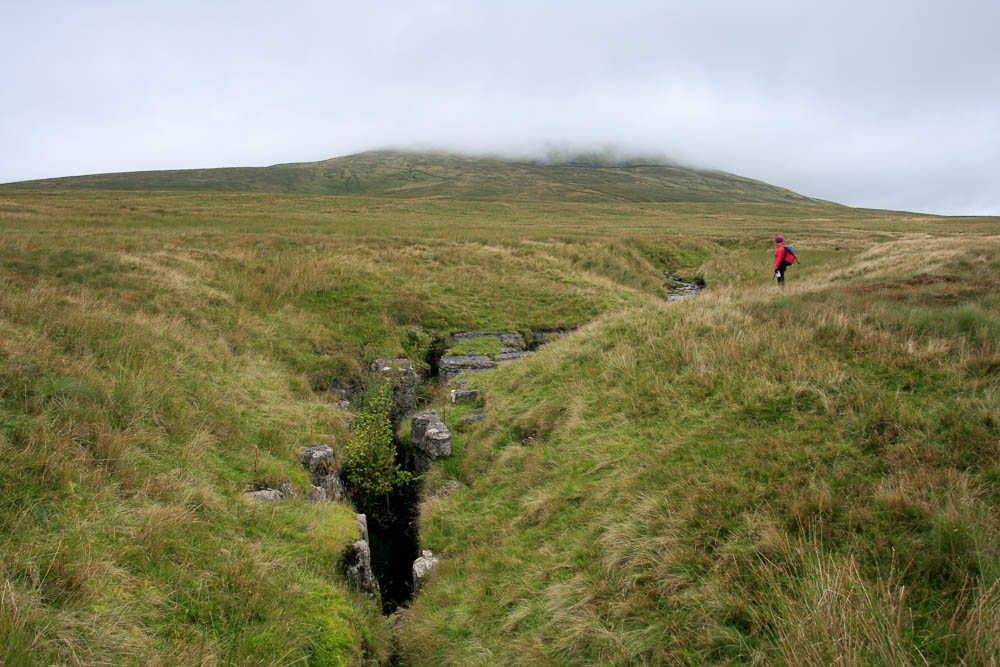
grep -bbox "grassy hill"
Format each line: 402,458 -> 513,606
1,188 -> 997,664
0,150 -> 836,205
403,241 -> 1000,664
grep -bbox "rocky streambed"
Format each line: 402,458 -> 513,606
663,272 -> 704,302
356,330 -> 571,611
243,290 -> 704,619
437,329 -> 570,382
242,329 -> 568,615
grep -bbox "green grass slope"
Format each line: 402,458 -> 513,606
0,190 -> 720,664
1,189 -> 996,664
0,150 -> 835,205
403,235 -> 1000,664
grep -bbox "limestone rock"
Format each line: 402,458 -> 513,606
410,410 -> 434,444
495,349 -> 532,363
344,540 -> 378,598
299,444 -> 342,501
459,411 -> 485,425
316,472 -> 344,501
300,444 -> 336,474
450,388 -> 479,404
343,515 -> 378,599
371,358 -> 421,429
436,480 -> 460,498
411,410 -> 452,459
245,489 -> 283,501
245,482 -> 299,501
420,426 -> 452,459
412,549 -> 442,590
496,333 -> 525,347
439,354 -> 495,383
356,513 -> 370,543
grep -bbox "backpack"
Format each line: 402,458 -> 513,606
783,246 -> 796,265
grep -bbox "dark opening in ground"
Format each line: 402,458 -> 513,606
362,440 -> 422,614
424,335 -> 449,380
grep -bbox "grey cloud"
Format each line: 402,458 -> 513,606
2,0 -> 998,214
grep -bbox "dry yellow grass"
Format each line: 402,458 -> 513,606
1,189 -> 997,664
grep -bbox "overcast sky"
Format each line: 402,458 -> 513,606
3,1 -> 999,215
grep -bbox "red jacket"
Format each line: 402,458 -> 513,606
774,243 -> 789,270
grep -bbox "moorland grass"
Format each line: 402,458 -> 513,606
402,235 -> 1000,664
1,151 -> 834,206
1,188 -> 997,664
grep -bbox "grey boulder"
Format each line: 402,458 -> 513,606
439,354 -> 495,383
412,549 -> 442,590
459,411 -> 486,425
436,480 -> 461,498
316,472 -> 344,502
371,358 -> 421,429
450,388 -> 479,404
244,489 -> 283,502
344,540 -> 378,598
300,444 -> 336,473
411,410 -> 452,459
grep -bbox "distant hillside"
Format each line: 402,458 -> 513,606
1,150 -> 836,205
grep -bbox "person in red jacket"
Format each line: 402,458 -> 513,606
774,235 -> 792,287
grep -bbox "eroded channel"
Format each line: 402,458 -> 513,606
248,276 -> 703,619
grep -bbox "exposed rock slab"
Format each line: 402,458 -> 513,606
437,331 -> 556,380
439,354 -> 495,383
245,483 -> 298,501
459,411 -> 486,425
245,488 -> 284,501
316,472 -> 344,501
344,514 -> 378,599
344,540 -> 377,597
299,444 -> 343,502
371,358 -> 422,429
412,549 -> 442,591
495,349 -> 532,363
300,444 -> 335,473
450,388 -> 479,404
436,480 -> 461,497
411,410 -> 452,459
356,513 -> 370,543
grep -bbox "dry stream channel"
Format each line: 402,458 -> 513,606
246,274 -> 702,642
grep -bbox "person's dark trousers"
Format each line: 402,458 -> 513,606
776,261 -> 791,287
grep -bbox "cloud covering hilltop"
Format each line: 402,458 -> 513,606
2,1 -> 998,214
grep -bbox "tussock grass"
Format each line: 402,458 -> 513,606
403,233 -> 1000,664
1,189 -> 997,663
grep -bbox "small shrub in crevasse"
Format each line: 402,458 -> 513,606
341,381 -> 412,516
